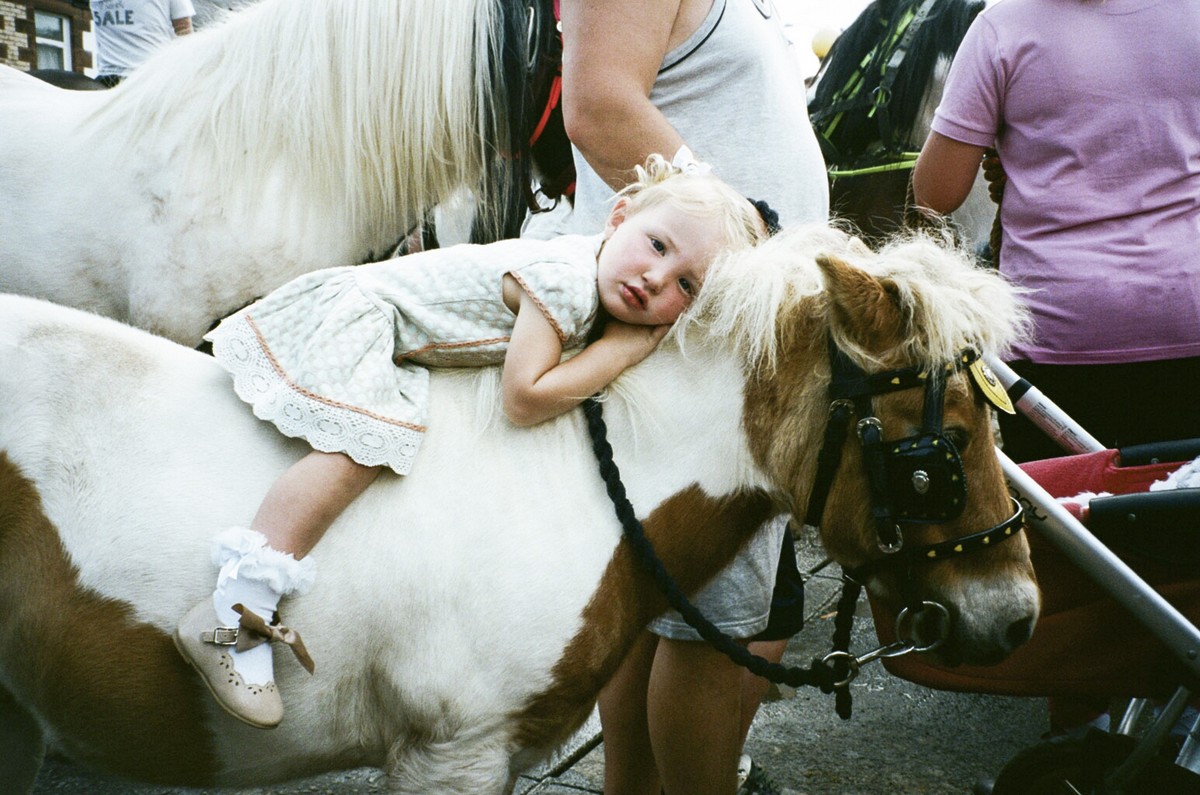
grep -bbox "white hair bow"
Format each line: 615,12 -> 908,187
671,145 -> 714,176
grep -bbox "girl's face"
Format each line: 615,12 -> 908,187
596,199 -> 728,326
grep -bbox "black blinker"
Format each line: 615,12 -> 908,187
884,432 -> 967,522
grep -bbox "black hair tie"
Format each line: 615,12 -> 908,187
748,198 -> 782,236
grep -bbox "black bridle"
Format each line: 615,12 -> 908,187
582,338 -> 1024,719
803,338 -> 1024,595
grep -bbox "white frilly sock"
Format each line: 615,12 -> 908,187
210,527 -> 316,686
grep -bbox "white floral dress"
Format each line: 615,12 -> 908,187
206,234 -> 602,474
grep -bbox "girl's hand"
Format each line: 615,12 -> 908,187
501,279 -> 672,427
600,319 -> 671,368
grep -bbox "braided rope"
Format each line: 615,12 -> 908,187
582,398 -> 857,719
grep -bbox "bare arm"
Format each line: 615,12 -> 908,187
172,17 -> 193,35
911,131 -> 988,216
560,0 -> 686,190
502,282 -> 667,427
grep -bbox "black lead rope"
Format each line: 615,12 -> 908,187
582,398 -> 858,719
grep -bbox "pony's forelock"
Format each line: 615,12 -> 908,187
859,230 -> 1032,367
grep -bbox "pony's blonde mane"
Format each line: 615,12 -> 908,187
83,0 -> 504,247
680,224 -> 1031,373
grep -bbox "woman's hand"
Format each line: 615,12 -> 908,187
982,148 -> 1006,204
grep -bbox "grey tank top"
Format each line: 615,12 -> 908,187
535,0 -> 829,236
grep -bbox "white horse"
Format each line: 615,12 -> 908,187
0,0 -> 543,347
0,226 -> 1040,794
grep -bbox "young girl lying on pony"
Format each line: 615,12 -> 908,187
174,152 -> 772,728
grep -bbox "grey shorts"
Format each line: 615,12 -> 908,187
647,515 -> 787,641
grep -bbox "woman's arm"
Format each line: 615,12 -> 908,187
502,285 -> 667,427
560,0 -> 685,190
911,131 -> 988,216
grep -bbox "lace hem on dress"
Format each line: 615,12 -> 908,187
209,313 -> 424,475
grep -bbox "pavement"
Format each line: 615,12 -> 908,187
31,533 -> 1049,794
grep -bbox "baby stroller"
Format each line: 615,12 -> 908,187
867,358 -> 1200,793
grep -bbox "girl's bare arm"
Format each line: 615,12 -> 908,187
501,287 -> 667,427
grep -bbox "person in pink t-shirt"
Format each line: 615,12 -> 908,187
913,0 -> 1200,464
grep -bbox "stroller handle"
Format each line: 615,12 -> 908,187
984,356 -> 1104,455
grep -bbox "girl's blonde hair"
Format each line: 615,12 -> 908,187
614,154 -> 770,250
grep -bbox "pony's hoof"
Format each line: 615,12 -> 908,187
174,600 -> 283,729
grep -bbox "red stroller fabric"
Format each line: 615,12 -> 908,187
869,449 -> 1198,697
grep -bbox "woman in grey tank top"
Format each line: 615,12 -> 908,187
539,1 -> 830,793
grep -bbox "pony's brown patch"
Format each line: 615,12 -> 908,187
0,453 -> 218,784
510,484 -> 775,753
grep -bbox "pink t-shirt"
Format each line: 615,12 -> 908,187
932,0 -> 1200,365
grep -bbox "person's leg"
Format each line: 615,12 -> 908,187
600,629 -> 661,795
649,638 -> 745,795
609,519 -> 782,793
999,358 -> 1200,462
251,450 -> 382,557
738,639 -> 786,746
176,451 -> 379,727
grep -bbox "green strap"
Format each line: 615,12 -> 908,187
828,152 -> 919,178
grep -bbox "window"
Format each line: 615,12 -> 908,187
35,11 -> 73,71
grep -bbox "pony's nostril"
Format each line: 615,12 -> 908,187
1006,615 -> 1035,649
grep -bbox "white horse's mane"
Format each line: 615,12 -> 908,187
681,223 -> 1031,372
82,0 -> 501,245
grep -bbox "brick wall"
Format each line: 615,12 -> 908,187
1,1 -> 92,72
0,2 -> 31,68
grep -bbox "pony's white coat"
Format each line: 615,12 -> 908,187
0,0 -> 506,346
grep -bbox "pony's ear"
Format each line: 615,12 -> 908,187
816,253 -> 905,351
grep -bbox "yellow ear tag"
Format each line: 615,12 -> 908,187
968,359 -> 1015,414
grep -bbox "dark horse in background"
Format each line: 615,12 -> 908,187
808,0 -> 993,251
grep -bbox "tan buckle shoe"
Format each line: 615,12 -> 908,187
173,599 -> 284,729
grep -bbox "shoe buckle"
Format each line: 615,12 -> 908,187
204,626 -> 240,646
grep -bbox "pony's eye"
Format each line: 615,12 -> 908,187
945,428 -> 969,450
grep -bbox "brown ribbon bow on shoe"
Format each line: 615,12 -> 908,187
231,604 -> 316,674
